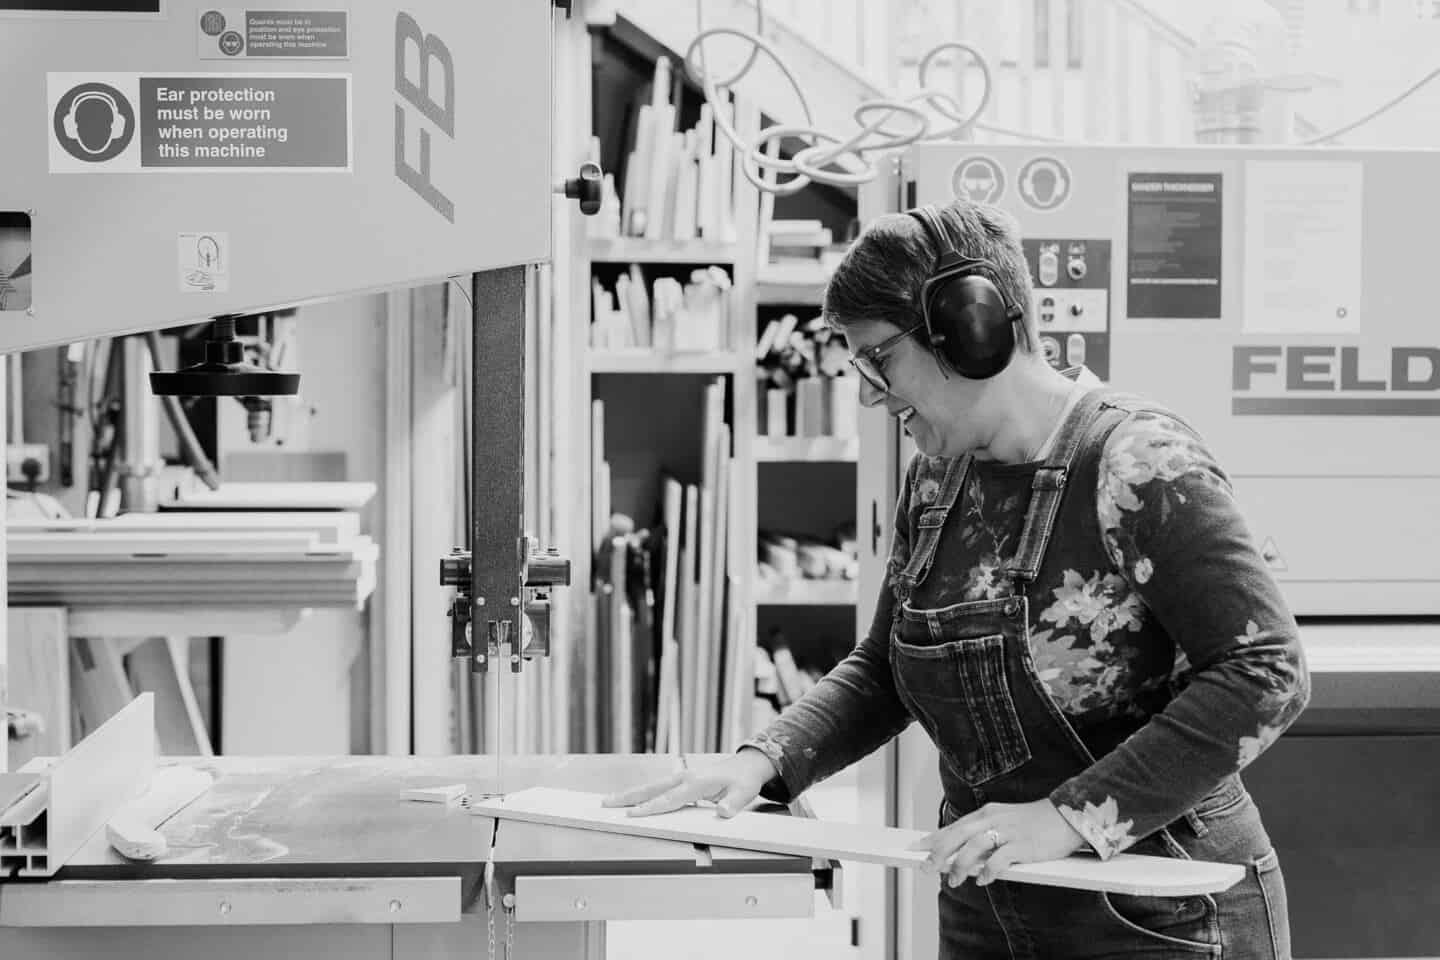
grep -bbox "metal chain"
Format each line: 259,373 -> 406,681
503,893 -> 517,959
487,896 -> 496,960
484,858 -> 497,960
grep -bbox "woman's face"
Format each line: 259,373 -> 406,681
844,318 -> 992,458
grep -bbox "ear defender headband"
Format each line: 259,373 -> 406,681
907,205 -> 1024,380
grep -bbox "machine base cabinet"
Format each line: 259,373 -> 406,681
1244,734 -> 1440,959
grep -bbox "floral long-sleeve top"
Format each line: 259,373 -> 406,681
742,398 -> 1311,859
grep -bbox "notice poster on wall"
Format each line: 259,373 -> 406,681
1126,172 -> 1223,319
1240,161 -> 1362,335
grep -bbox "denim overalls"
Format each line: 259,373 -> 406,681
888,388 -> 1291,959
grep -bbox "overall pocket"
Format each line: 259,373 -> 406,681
891,631 -> 1031,785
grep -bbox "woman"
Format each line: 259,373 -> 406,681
605,199 -> 1309,959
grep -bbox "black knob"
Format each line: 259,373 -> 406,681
439,551 -> 471,587
561,161 -> 603,216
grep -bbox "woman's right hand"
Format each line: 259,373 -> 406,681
601,748 -> 779,819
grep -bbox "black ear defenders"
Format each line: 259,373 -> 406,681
907,205 -> 1024,380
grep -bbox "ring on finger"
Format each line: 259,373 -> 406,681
985,828 -> 1002,849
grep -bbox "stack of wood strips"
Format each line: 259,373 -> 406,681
591,377 -> 749,756
6,511 -> 377,610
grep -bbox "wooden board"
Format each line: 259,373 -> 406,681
159,482 -> 377,511
9,512 -> 361,546
473,787 -> 1247,897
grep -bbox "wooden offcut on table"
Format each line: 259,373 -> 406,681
472,787 -> 1247,897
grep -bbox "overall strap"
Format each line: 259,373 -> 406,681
891,453 -> 971,604
1005,388 -> 1116,583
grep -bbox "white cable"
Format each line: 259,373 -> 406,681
688,5 -> 1440,189
1300,65 -> 1440,145
686,2 -> 998,195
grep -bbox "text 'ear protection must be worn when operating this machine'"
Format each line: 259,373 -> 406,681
907,205 -> 1024,380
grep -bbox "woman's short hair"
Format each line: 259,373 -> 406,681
822,200 -> 1037,353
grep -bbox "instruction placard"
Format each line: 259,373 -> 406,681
48,72 -> 351,172
1126,172 -> 1222,319
198,8 -> 349,60
1241,161 -> 1362,335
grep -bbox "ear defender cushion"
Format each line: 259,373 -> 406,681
924,272 -> 1015,379
908,206 -> 1017,380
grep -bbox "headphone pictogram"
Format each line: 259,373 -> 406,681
54,83 -> 136,163
62,90 -> 128,155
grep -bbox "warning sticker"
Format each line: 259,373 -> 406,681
1017,156 -> 1072,211
48,72 -> 351,173
198,8 -> 350,60
178,231 -> 230,293
1258,537 -> 1287,572
950,156 -> 1005,204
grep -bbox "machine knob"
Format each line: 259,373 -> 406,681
525,551 -> 571,587
1069,303 -> 1085,317
439,550 -> 471,587
556,161 -> 603,216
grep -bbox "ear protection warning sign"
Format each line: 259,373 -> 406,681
48,72 -> 350,173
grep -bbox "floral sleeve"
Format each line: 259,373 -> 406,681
1047,411 -> 1311,859
740,454 -> 919,803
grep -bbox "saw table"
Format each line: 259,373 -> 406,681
0,753 -> 829,960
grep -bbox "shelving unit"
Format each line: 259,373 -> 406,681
754,578 -> 858,606
589,238 -> 740,265
587,351 -> 742,375
756,280 -> 829,306
557,18 -> 859,762
754,435 -> 859,463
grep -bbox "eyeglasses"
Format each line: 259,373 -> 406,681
848,322 -> 924,394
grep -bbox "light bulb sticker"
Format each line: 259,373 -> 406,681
178,231 -> 230,293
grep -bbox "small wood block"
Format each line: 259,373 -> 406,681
106,766 -> 215,861
472,787 -> 1247,897
402,784 -> 468,804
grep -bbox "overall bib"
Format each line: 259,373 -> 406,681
888,389 -> 1290,960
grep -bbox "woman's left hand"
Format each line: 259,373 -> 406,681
908,799 -> 1087,888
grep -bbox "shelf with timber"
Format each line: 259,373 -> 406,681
754,578 -> 858,607
754,435 -> 859,463
588,238 -> 740,265
587,350 -> 742,374
755,280 -> 827,306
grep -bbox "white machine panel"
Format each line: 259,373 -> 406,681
0,0 -> 552,351
904,143 -> 1440,616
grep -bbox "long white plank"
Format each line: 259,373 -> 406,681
473,787 -> 1246,897
9,512 -> 361,546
